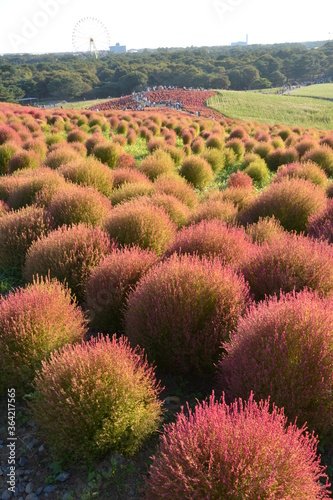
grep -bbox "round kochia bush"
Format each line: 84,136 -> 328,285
144,392 -> 331,500
154,175 -> 198,209
218,291 -> 333,438
86,246 -> 157,333
103,198 -> 176,256
243,178 -> 327,233
240,232 -> 333,301
166,219 -> 252,268
47,184 -> 111,228
180,156 -> 214,189
0,206 -> 52,270
139,149 -> 176,180
30,335 -> 163,465
307,199 -> 333,244
0,277 -> 87,396
24,224 -> 111,302
125,254 -> 250,374
58,156 -> 114,197
190,199 -> 238,225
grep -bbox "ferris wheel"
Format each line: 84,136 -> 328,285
72,17 -> 111,58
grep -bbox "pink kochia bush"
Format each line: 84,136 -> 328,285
85,246 -> 157,332
166,219 -> 253,268
217,290 -> 333,438
144,392 -> 331,500
0,206 -> 52,270
30,335 -> 163,465
125,254 -> 250,374
24,224 -> 111,302
307,199 -> 333,244
240,232 -> 333,301
243,178 -> 327,233
0,277 -> 87,396
103,198 -> 176,256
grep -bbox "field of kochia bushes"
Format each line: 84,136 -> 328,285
0,96 -> 333,498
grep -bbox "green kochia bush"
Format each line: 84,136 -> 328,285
58,156 -> 114,197
47,184 -> 112,228
180,156 -> 214,189
0,277 -> 87,396
144,392 -> 331,499
240,232 -> 333,301
103,198 -> 176,256
86,246 -> 157,332
93,142 -> 122,169
24,224 -> 111,302
30,335 -> 163,465
218,290 -> 333,438
125,254 -> 250,374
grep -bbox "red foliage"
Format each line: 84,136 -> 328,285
85,246 -> 157,332
145,392 -> 331,499
218,290 -> 333,439
166,219 -> 252,267
307,199 -> 333,243
125,254 -> 250,374
227,170 -> 253,189
240,232 -> 333,301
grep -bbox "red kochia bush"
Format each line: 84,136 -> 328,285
307,199 -> 333,243
47,184 -> 112,228
30,335 -> 163,465
227,170 -> 253,189
243,178 -> 327,233
125,254 -> 250,374
24,224 -> 111,302
144,392 -> 331,500
103,198 -> 176,256
218,291 -> 333,438
240,232 -> 333,301
0,277 -> 87,396
166,219 -> 252,268
0,206 -> 52,270
0,125 -> 22,145
86,246 -> 157,332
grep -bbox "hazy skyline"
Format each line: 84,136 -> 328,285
0,0 -> 332,54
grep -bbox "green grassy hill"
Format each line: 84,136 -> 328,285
207,90 -> 333,129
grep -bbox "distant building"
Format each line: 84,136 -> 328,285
109,43 -> 126,53
231,34 -> 249,47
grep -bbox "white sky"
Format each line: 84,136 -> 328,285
0,0 -> 332,54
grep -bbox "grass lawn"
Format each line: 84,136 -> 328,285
207,90 -> 333,129
289,83 -> 333,99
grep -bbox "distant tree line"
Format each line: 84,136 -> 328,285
0,41 -> 332,102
